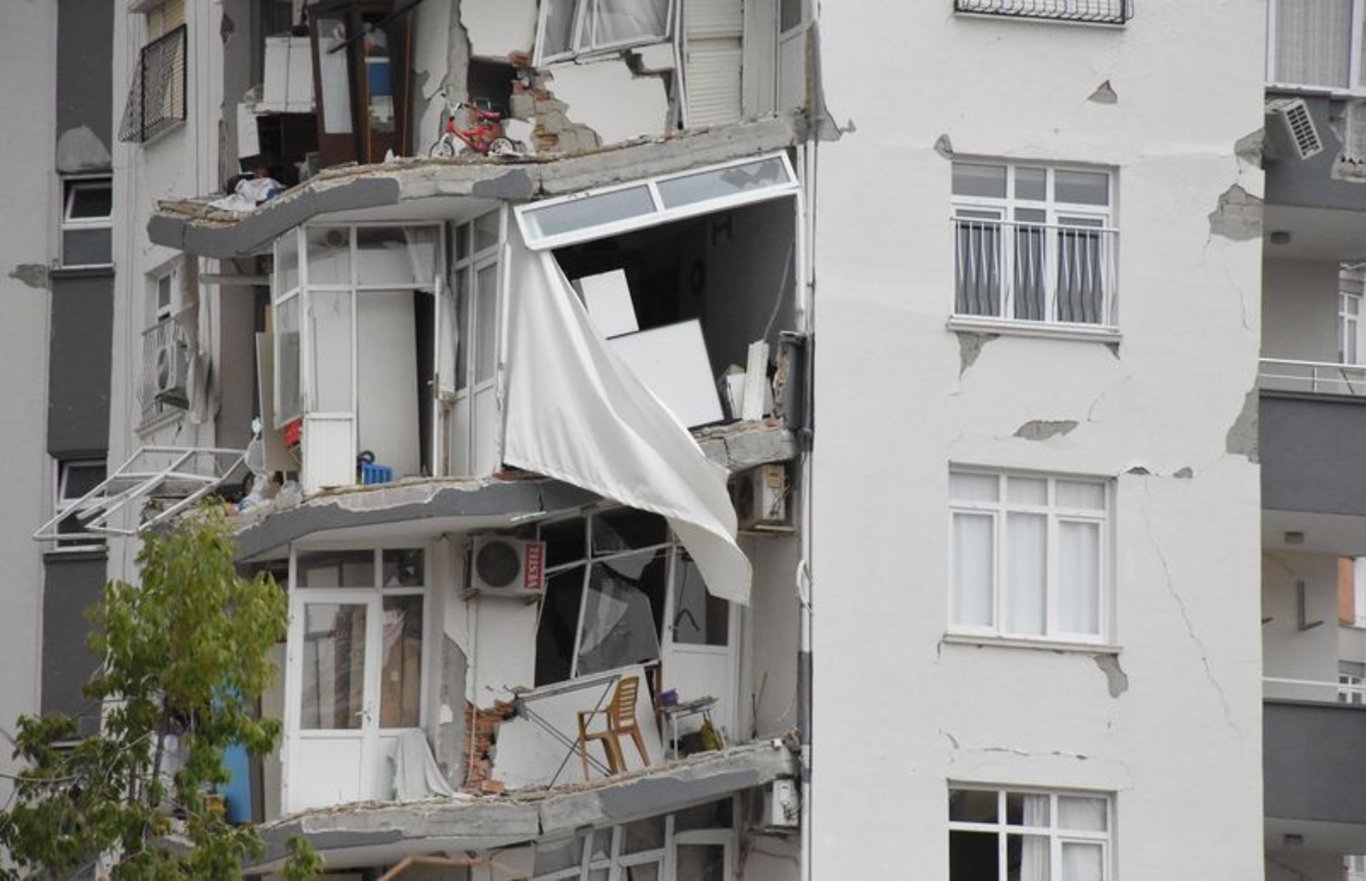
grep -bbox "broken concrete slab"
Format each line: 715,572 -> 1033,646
693,422 -> 799,473
232,476 -> 598,560
148,113 -> 807,259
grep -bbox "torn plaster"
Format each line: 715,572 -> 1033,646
1014,419 -> 1079,441
446,0 -> 471,101
1174,466 -> 1194,479
460,0 -> 537,57
438,636 -> 468,785
933,134 -> 953,158
956,331 -> 997,375
55,125 -> 111,173
1093,654 -> 1129,697
470,168 -> 536,200
1225,389 -> 1259,462
1087,80 -> 1117,104
543,60 -> 670,147
1234,129 -> 1263,169
1207,184 -> 1263,242
410,0 -> 452,144
8,264 -> 48,289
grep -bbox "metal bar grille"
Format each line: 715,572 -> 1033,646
953,0 -> 1131,24
118,24 -> 188,143
954,218 -> 1118,326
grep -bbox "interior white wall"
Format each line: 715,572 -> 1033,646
461,0 -> 537,58
811,1 -> 1266,877
1267,851 -> 1347,881
0,0 -> 57,815
1263,552 -> 1341,700
357,292 -> 421,477
1263,257 -> 1340,362
739,534 -> 800,742
543,59 -> 670,145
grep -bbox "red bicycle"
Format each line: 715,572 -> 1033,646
429,95 -> 517,157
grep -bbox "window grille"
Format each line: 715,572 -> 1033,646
954,0 -> 1132,25
119,24 -> 188,143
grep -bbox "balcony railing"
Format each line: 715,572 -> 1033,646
1258,358 -> 1366,398
953,0 -> 1132,25
954,217 -> 1118,327
139,317 -> 190,424
118,24 -> 187,143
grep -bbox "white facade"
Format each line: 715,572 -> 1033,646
0,0 -> 59,813
812,3 -> 1265,879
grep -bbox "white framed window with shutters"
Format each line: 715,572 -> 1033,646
1268,0 -> 1366,94
949,785 -> 1113,881
949,469 -> 1111,644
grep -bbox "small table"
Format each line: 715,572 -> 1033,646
658,695 -> 721,760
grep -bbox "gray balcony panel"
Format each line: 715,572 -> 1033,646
1261,393 -> 1366,515
1266,700 -> 1366,823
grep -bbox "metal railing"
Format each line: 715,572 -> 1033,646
954,0 -> 1132,24
1258,358 -> 1366,398
118,24 -> 187,143
1264,675 -> 1366,704
138,317 -> 190,423
954,217 -> 1118,327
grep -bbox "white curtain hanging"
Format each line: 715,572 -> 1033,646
503,235 -> 751,605
1019,795 -> 1050,881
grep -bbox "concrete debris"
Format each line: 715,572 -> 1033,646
1234,129 -> 1263,169
1207,184 -> 1263,241
694,421 -> 798,473
1014,419 -> 1079,441
1087,80 -> 1117,104
1093,654 -> 1129,698
1225,389 -> 1259,463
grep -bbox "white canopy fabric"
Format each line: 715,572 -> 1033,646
502,239 -> 751,605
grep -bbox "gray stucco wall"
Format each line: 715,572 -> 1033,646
1265,700 -> 1366,823
47,273 -> 113,456
1261,393 -> 1366,515
55,0 -> 112,173
41,554 -> 107,738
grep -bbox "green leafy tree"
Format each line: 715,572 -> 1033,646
0,505 -> 321,880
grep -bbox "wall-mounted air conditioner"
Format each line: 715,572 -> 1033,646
154,334 -> 189,408
1267,97 -> 1323,161
468,535 -> 546,597
733,463 -> 791,532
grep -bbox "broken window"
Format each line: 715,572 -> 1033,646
530,799 -> 735,881
949,787 -> 1112,881
53,459 -> 107,550
950,470 -> 1109,643
537,0 -> 675,64
119,0 -> 187,143
534,509 -> 732,687
953,162 -> 1116,327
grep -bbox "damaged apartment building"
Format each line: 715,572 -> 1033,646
47,0 -> 818,877
26,0 -> 1366,879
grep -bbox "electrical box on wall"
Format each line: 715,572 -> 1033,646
762,778 -> 800,831
733,463 -> 791,532
467,535 -> 546,599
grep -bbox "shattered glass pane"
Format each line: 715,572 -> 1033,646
592,508 -> 669,554
575,551 -> 665,675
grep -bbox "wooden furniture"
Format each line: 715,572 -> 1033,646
576,675 -> 651,780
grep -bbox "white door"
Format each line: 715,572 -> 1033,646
661,553 -> 739,741
286,590 -> 380,812
776,0 -> 808,111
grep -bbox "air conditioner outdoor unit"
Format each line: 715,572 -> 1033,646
1267,97 -> 1323,161
733,463 -> 791,531
469,535 -> 546,596
154,336 -> 189,408
760,778 -> 800,831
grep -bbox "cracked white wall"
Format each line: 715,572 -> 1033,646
811,1 -> 1265,878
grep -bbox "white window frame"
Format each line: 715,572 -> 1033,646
51,459 -> 108,551
59,175 -> 113,268
534,0 -> 676,65
948,469 -> 1112,645
948,785 -> 1113,881
1343,290 -> 1364,365
515,153 -> 799,251
530,798 -> 737,881
1267,0 -> 1366,95
952,161 -> 1117,329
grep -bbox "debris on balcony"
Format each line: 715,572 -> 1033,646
693,420 -> 798,474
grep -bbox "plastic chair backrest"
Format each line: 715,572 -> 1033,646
610,676 -> 640,729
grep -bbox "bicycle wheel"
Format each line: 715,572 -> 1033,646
429,136 -> 456,158
489,137 -> 515,156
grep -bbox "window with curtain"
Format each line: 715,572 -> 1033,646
1271,0 -> 1361,90
950,469 -> 1109,643
537,0 -> 674,63
949,787 -> 1112,881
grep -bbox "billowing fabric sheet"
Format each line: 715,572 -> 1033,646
503,239 -> 751,605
